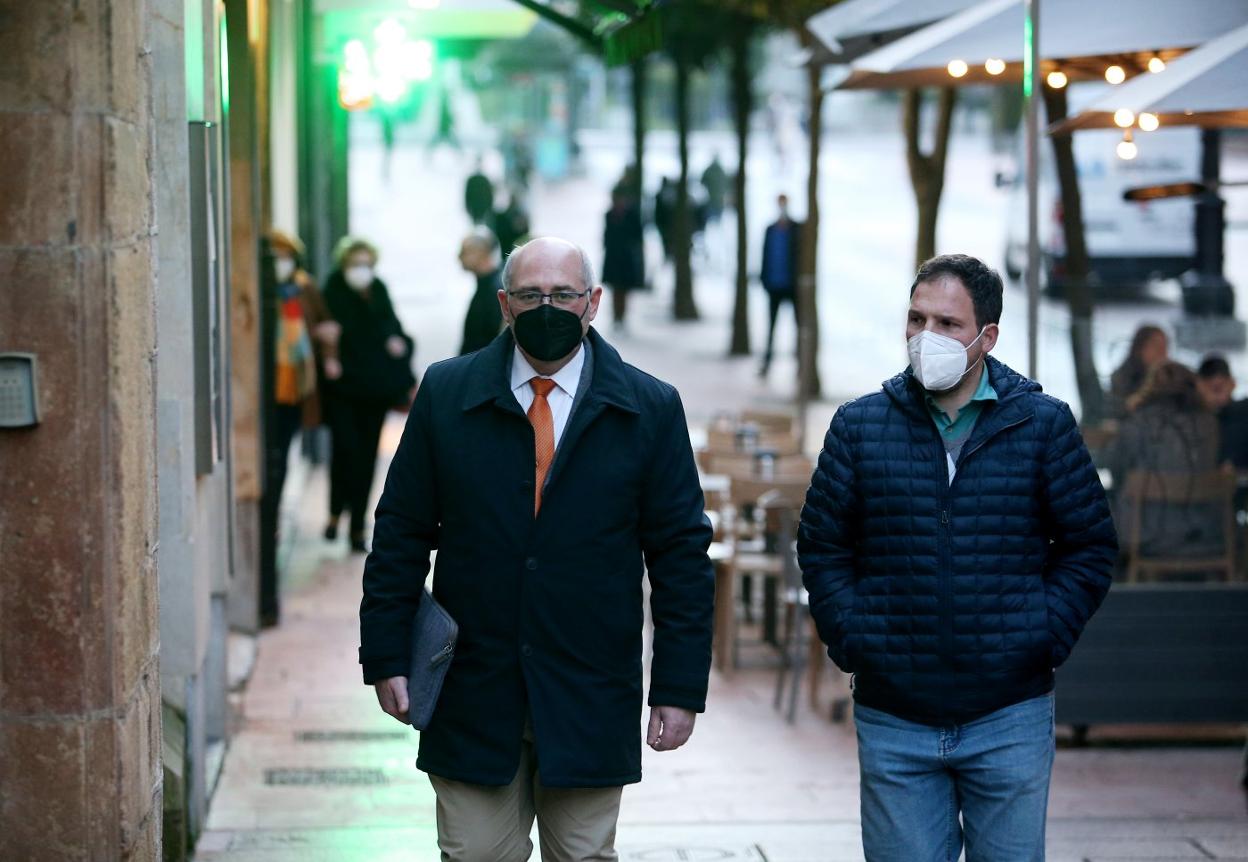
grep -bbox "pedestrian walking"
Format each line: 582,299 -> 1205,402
457,228 -> 504,355
261,229 -> 340,625
653,177 -> 676,261
602,186 -> 645,331
700,155 -> 728,222
360,237 -> 714,862
798,254 -> 1117,862
322,237 -> 416,554
758,194 -> 801,377
492,189 -> 531,261
465,159 -> 494,225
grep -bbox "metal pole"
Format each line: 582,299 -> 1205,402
1024,0 -> 1041,380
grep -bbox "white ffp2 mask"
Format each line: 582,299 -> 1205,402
344,265 -> 374,290
907,328 -> 985,392
275,257 -> 296,283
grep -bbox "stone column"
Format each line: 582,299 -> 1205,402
225,0 -> 268,633
0,2 -> 162,860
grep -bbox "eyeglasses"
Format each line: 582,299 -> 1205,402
507,289 -> 590,310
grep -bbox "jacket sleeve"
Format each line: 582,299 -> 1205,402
759,225 -> 773,284
1039,402 -> 1118,667
640,390 -> 715,713
797,407 -> 860,672
358,375 -> 440,683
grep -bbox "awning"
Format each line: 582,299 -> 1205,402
838,0 -> 1248,90
807,0 -> 982,63
1050,23 -> 1248,134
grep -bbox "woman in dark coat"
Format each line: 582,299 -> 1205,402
602,186 -> 645,329
322,237 -> 416,553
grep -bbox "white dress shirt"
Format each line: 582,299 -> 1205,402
510,345 -> 584,449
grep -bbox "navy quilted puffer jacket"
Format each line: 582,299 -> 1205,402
798,357 -> 1117,726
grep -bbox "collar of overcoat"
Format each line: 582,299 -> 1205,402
460,326 -> 641,420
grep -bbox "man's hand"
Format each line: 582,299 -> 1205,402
374,676 -> 410,724
646,706 -> 696,752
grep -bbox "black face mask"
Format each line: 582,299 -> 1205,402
512,304 -> 586,362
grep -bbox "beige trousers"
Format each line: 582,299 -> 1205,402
428,727 -> 623,862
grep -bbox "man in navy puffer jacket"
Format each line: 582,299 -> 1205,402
798,254 -> 1116,862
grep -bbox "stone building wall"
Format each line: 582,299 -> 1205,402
0,1 -> 163,858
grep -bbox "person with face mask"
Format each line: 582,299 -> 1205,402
798,254 -> 1117,862
359,237 -> 714,862
322,236 -> 415,554
261,229 -> 340,624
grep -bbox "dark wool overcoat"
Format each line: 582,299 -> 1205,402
360,327 -> 714,787
798,357 -> 1118,727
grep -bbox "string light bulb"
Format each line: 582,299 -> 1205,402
947,59 -> 969,78
1138,112 -> 1160,132
1114,108 -> 1136,128
985,58 -> 1006,76
1105,65 -> 1126,85
1117,131 -> 1138,160
1046,70 -> 1068,89
1148,56 -> 1166,73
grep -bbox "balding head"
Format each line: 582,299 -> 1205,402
502,236 -> 595,295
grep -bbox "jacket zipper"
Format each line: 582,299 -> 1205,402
935,411 -> 1032,676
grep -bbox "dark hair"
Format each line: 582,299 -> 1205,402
1198,353 -> 1231,380
910,254 -> 1003,329
1127,325 -> 1166,363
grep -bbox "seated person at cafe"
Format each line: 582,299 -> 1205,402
1197,354 -> 1248,469
1109,324 -> 1169,418
1108,360 -> 1223,561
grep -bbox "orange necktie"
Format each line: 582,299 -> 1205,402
528,378 -> 557,515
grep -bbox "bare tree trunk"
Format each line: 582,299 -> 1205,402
904,87 -> 957,269
673,50 -> 698,320
729,22 -> 752,355
630,57 -> 646,200
797,34 -> 822,407
1044,85 -> 1107,424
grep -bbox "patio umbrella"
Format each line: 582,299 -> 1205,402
807,0 -> 981,62
1049,22 -> 1248,133
839,0 -> 1248,90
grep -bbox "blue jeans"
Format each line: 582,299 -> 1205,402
854,693 -> 1055,862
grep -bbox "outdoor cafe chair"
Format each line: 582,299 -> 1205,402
721,478 -> 811,668
1122,469 -> 1238,583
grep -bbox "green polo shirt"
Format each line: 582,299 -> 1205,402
924,364 -> 997,469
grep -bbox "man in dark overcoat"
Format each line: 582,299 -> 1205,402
360,236 -> 714,862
